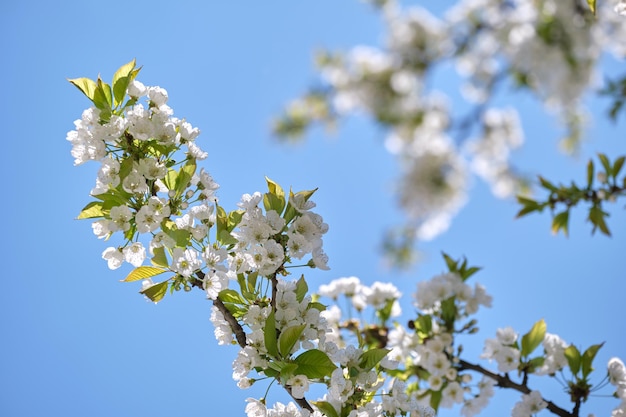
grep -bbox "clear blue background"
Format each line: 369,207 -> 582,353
0,1 -> 624,416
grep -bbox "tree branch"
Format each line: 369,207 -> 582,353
193,271 -> 314,413
458,359 -> 576,417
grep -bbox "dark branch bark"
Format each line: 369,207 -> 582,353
193,270 -> 314,413
458,359 -> 576,417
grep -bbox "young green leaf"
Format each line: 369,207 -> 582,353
521,319 -> 547,357
551,210 -> 570,237
565,344 -> 582,376
112,59 -> 138,107
613,156 -> 625,179
442,252 -> 458,272
588,205 -> 611,236
538,176 -> 558,192
264,311 -> 279,358
264,177 -> 286,214
122,266 -> 167,282
77,201 -> 105,219
278,324 -> 306,358
151,246 -> 169,268
598,153 -> 612,177
293,349 -> 336,379
295,275 -> 308,303
581,342 -> 604,378
140,280 -> 169,303
92,77 -> 113,116
587,159 -> 595,188
218,289 -> 247,305
175,159 -> 196,197
311,401 -> 339,417
68,77 -> 97,101
358,348 -> 391,371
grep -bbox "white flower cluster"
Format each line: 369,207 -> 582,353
482,327 -> 569,377
278,0 -> 626,243
318,276 -> 402,316
481,327 -> 522,373
448,0 -> 626,110
464,108 -> 525,198
414,272 -> 492,315
218,277 -> 328,390
67,81 -> 205,168
66,79 -> 217,272
511,390 -> 548,417
68,76 -> 331,300
231,191 -> 329,276
245,399 -> 324,417
608,357 -> 626,417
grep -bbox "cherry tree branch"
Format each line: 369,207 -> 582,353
192,271 -> 314,413
458,359 -> 576,417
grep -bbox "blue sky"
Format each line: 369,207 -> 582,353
0,1 -> 624,416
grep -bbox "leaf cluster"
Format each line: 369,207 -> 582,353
516,153 -> 626,237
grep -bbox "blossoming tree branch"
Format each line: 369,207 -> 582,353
273,0 -> 626,264
66,56 -> 624,417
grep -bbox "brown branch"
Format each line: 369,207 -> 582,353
458,359 -> 576,417
194,270 -> 315,413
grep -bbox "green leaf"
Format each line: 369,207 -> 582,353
538,176 -> 558,192
277,362 -> 299,382
264,177 -> 286,214
586,0 -> 596,15
587,159 -> 595,188
278,324 -> 306,358
164,167 -> 178,191
442,252 -> 457,272
613,156 -> 625,179
264,311 -> 279,358
174,159 -> 196,198
151,246 -> 169,268
218,229 -> 238,245
430,389 -> 442,410
551,210 -> 570,237
526,356 -> 546,374
216,205 -> 230,245
112,59 -> 138,107
294,349 -> 336,379
521,319 -> 547,357
295,275 -> 308,303
140,280 -> 169,303
308,302 -> 326,312
440,298 -> 457,331
588,205 -> 611,236
413,314 -> 433,338
122,266 -> 167,282
359,348 -> 391,371
598,153 -> 612,177
311,401 -> 339,417
516,197 -> 542,218
565,344 -> 581,376
218,289 -> 247,305
227,210 -> 244,232
92,77 -> 113,117
161,221 -> 192,247
76,201 -> 105,219
581,342 -> 604,378
68,77 -> 97,101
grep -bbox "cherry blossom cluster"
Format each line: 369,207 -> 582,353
68,62 -> 626,417
608,358 -> 626,417
274,0 -> 626,256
